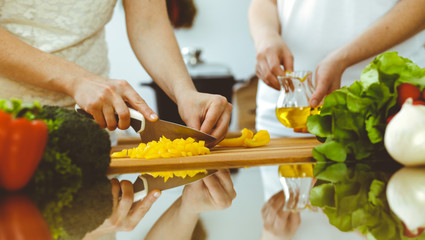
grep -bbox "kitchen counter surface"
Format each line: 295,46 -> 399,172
1,138 -> 423,240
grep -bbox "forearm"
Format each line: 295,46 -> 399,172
123,0 -> 196,104
145,197 -> 199,240
248,0 -> 281,51
333,0 -> 425,69
0,27 -> 94,97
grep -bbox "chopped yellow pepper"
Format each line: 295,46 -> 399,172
110,137 -> 211,182
218,128 -> 254,147
218,128 -> 270,148
244,130 -> 270,148
144,169 -> 208,182
110,136 -> 210,159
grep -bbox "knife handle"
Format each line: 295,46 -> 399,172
133,175 -> 148,202
75,104 -> 146,133
116,175 -> 148,202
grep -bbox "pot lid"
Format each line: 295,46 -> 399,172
181,47 -> 233,78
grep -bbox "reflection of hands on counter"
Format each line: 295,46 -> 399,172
145,169 -> 237,240
261,191 -> 301,240
83,179 -> 161,240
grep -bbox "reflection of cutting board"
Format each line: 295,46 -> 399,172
108,137 -> 320,174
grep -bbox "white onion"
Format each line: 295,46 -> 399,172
386,167 -> 425,234
384,98 -> 425,166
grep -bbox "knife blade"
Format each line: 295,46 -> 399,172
133,169 -> 217,201
75,105 -> 218,148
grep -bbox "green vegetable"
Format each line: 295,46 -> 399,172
0,99 -> 112,239
307,52 -> 425,162
30,106 -> 111,239
37,105 -> 111,184
310,160 -> 425,240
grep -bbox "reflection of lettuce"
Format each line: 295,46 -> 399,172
307,52 -> 425,162
310,162 -> 425,240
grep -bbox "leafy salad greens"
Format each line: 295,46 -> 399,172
310,161 -> 425,240
307,52 -> 425,162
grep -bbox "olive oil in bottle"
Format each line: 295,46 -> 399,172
275,106 -> 321,129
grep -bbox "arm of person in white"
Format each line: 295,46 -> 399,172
248,0 -> 293,91
310,0 -> 425,107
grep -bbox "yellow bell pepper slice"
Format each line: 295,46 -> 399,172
243,130 -> 270,147
111,149 -> 128,158
218,128 -> 254,147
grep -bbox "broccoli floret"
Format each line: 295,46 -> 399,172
39,106 -> 111,184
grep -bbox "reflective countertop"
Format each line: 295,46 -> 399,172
1,148 -> 424,240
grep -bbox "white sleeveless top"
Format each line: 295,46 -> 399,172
0,0 -> 117,107
256,0 -> 425,137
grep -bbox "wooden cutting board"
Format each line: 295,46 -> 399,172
108,137 -> 320,174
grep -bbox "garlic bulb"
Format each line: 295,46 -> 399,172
384,98 -> 425,166
386,167 -> 425,236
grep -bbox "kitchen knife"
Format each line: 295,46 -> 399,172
133,169 -> 217,202
75,105 -> 218,148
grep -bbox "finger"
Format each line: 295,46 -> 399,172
262,191 -> 280,218
90,107 -> 107,129
310,75 -> 329,108
280,51 -> 294,72
213,169 -> 236,199
129,190 -> 161,222
103,105 -> 118,131
209,103 -> 232,141
255,54 -> 269,80
124,89 -> 158,122
263,72 -> 280,91
116,180 -> 134,222
113,98 -> 131,130
256,61 -> 274,88
184,113 -> 202,131
287,212 -> 301,231
203,174 -> 231,208
199,99 -> 223,135
268,59 -> 286,90
271,191 -> 286,211
110,178 -> 121,211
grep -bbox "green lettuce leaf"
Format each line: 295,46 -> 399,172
307,51 -> 425,162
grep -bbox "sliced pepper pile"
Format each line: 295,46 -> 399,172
111,137 -> 210,182
217,128 -> 270,147
111,136 -> 211,159
143,169 -> 208,182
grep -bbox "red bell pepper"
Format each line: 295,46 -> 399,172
0,110 -> 48,191
0,194 -> 52,240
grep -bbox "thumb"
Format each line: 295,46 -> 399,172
310,83 -> 328,108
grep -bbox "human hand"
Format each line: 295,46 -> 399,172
309,51 -> 347,108
71,76 -> 158,131
83,179 -> 160,239
180,169 -> 237,215
255,35 -> 294,90
261,191 -> 301,240
177,91 -> 233,143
